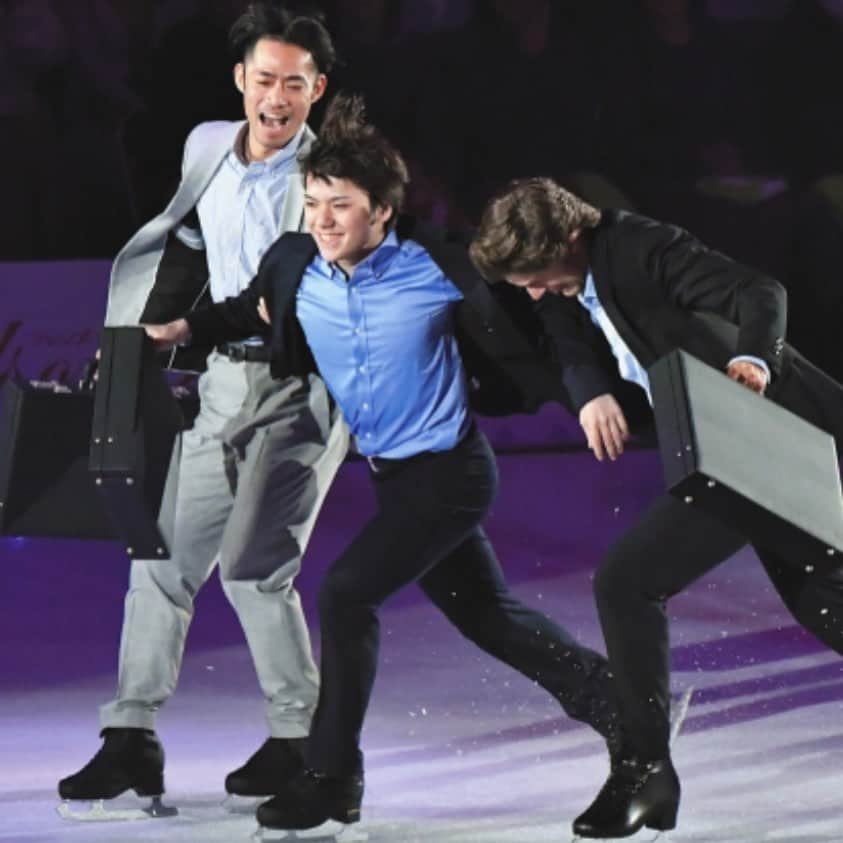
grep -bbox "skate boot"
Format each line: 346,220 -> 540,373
252,767 -> 367,841
573,755 -> 680,839
223,737 -> 306,812
57,728 -> 177,821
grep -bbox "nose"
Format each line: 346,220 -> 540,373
265,80 -> 289,105
314,205 -> 334,229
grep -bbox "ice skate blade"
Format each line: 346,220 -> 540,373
57,796 -> 178,822
573,833 -> 666,842
670,685 -> 694,744
222,793 -> 263,814
252,820 -> 368,841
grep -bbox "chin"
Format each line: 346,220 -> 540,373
262,131 -> 294,149
318,246 -> 344,263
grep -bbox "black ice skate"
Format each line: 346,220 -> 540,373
252,767 -> 367,842
222,737 -> 306,812
57,728 -> 177,821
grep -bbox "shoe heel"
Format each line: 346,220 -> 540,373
331,800 -> 362,824
646,801 -> 678,831
134,772 -> 165,797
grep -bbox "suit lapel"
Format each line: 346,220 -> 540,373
106,122 -> 241,324
589,212 -> 659,368
278,125 -> 316,235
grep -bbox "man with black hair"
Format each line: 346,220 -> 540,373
146,94 -> 621,837
58,2 -> 348,814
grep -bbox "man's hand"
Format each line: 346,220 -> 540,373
579,393 -> 630,462
726,359 -> 767,394
143,319 -> 191,350
258,297 -> 271,325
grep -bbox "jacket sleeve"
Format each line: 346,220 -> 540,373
532,295 -> 618,412
139,127 -> 210,326
642,221 -> 787,373
184,257 -> 270,346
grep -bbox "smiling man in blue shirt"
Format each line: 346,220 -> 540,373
147,95 -> 622,837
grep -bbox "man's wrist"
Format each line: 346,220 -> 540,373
728,355 -> 770,383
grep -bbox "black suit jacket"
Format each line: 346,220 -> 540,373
538,210 -> 843,442
186,227 -> 569,417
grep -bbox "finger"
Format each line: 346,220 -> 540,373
610,412 -> 630,442
607,419 -> 626,457
615,411 -> 630,440
587,425 -> 605,462
601,425 -> 619,461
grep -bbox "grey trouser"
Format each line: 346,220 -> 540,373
100,352 -> 348,737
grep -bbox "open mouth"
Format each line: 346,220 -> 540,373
317,233 -> 343,248
260,113 -> 291,129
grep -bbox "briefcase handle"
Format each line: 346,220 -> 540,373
78,355 -> 99,392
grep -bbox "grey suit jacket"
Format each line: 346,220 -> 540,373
105,120 -> 315,330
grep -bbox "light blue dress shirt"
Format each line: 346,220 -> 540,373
578,273 -> 654,403
197,124 -> 306,304
578,272 -> 770,404
295,232 -> 470,458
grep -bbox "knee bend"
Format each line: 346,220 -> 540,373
593,555 -> 637,610
317,569 -> 363,621
439,597 -> 516,645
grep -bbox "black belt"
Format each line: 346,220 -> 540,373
365,423 -> 478,478
366,450 -> 437,478
216,342 -> 272,363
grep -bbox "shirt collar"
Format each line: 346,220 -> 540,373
578,271 -> 597,304
231,122 -> 307,174
321,230 -> 402,280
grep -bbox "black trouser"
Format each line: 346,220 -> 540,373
305,425 -> 613,775
594,354 -> 843,761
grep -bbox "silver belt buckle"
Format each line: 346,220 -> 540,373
227,343 -> 247,362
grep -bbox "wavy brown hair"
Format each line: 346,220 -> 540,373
301,93 -> 409,229
469,177 -> 601,281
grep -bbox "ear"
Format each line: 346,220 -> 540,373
310,73 -> 327,103
372,203 -> 393,230
234,63 -> 245,94
567,227 -> 582,246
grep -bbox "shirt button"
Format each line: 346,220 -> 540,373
358,365 -> 366,373
365,432 -> 372,438
362,402 -> 369,410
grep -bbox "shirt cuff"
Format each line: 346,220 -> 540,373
728,355 -> 770,383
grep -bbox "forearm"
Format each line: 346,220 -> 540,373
185,292 -> 268,347
650,224 -> 787,369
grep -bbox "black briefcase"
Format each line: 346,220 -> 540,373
0,382 -> 115,540
88,327 -> 185,559
649,349 -> 843,571
0,328 -> 185,557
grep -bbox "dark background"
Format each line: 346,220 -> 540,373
1,0 -> 841,378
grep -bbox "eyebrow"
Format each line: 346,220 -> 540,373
254,70 -> 308,82
304,192 -> 353,200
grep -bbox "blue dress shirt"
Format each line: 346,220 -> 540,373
578,273 -> 654,402
295,232 -> 470,458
